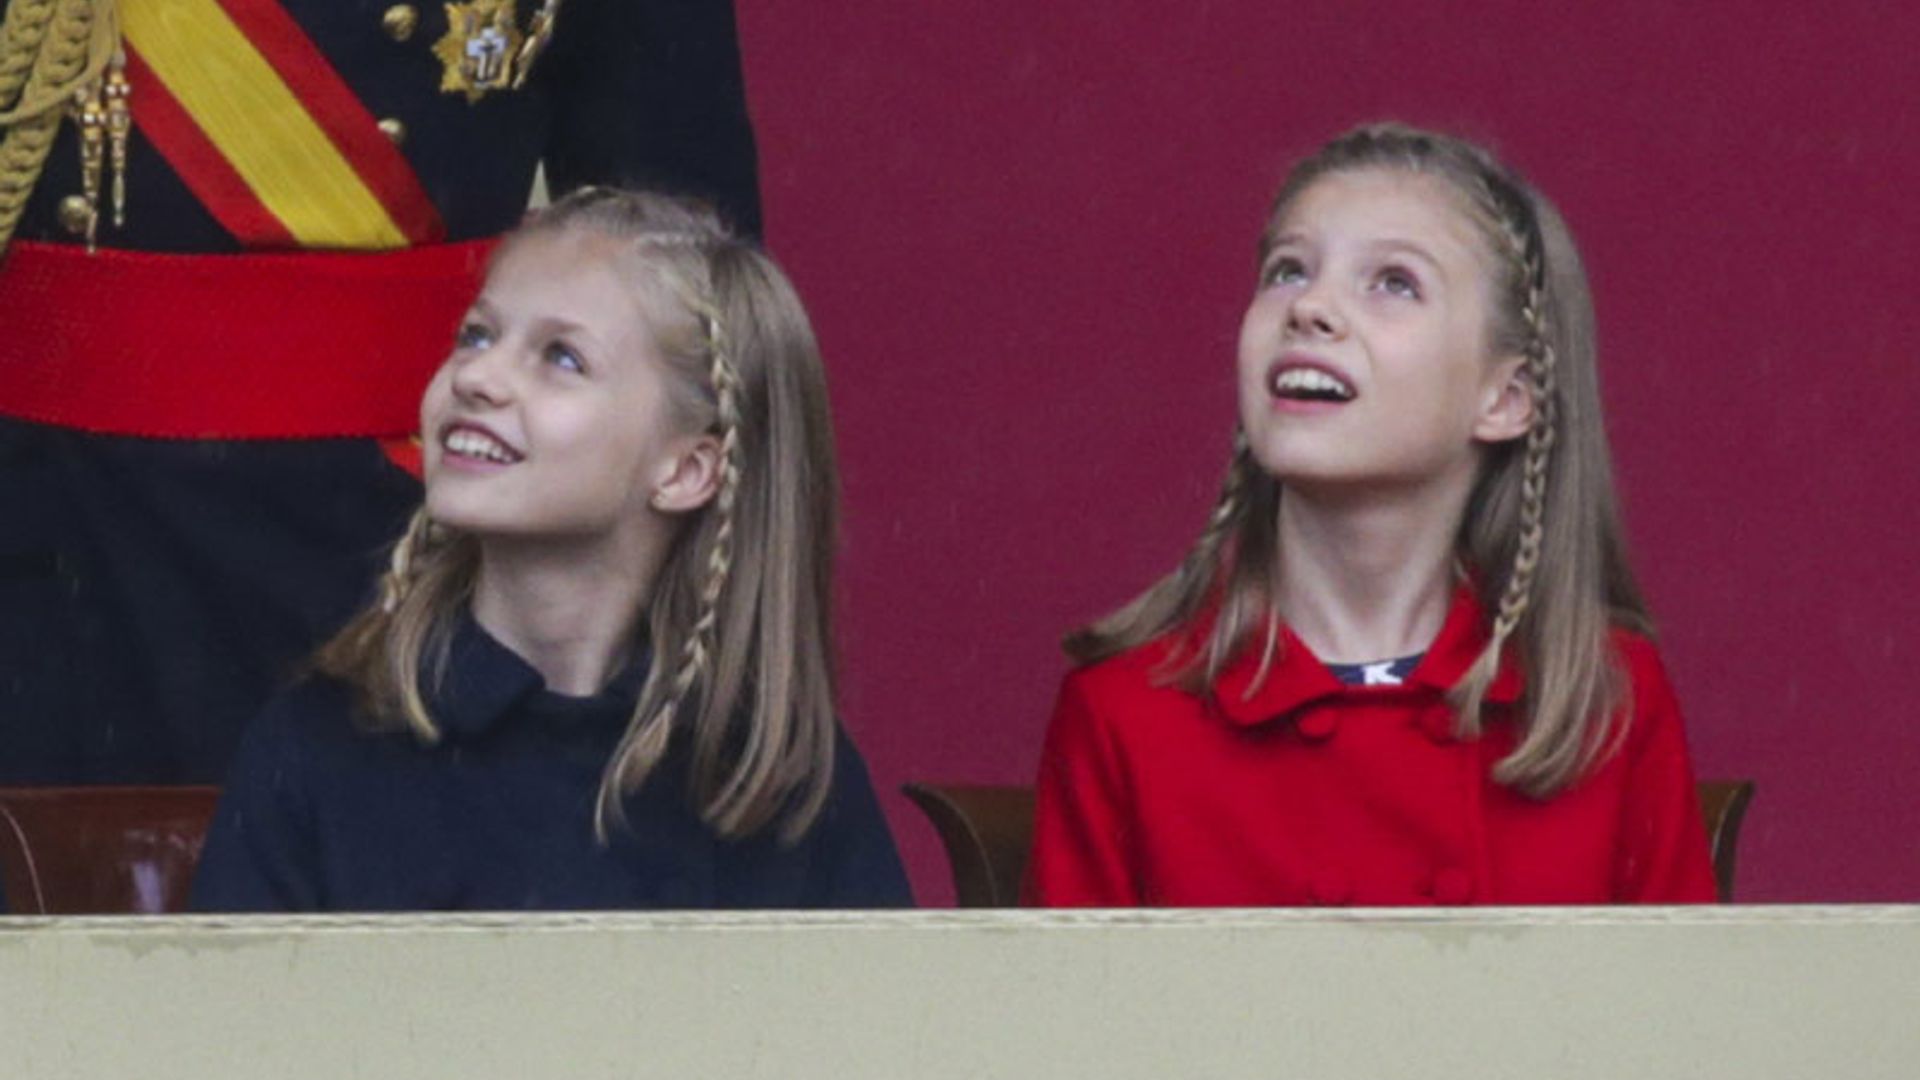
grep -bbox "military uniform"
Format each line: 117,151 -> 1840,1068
0,0 -> 761,783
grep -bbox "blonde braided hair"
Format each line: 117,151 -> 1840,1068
604,301 -> 743,821
1072,123 -> 1650,795
1450,170 -> 1559,732
318,188 -> 843,844
0,0 -> 117,252
1064,427 -> 1275,685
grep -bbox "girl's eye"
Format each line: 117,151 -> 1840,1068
1264,257 -> 1308,287
544,341 -> 586,374
1376,267 -> 1422,299
455,322 -> 494,350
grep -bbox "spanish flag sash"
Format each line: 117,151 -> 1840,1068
0,1 -> 487,439
119,0 -> 444,248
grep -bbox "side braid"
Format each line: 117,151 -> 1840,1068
638,303 -> 742,750
377,508 -> 437,614
1068,425 -> 1260,670
1484,180 -> 1558,648
1452,173 -> 1558,732
376,507 -> 447,738
1189,427 -> 1254,581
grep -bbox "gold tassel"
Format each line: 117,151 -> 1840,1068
104,45 -> 127,227
73,70 -> 104,250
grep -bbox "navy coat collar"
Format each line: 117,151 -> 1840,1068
430,615 -> 650,739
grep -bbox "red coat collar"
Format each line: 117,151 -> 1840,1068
1210,584 -> 1524,727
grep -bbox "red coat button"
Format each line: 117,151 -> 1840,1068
1309,869 -> 1352,906
1430,867 -> 1475,905
1296,711 -> 1338,741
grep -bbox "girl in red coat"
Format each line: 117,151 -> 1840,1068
1026,124 -> 1717,907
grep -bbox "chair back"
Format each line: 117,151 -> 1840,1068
0,786 -> 221,914
901,783 -> 1035,907
1696,779 -> 1755,903
905,779 -> 1756,906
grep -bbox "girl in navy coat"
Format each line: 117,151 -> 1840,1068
195,190 -> 909,911
1027,124 -> 1715,907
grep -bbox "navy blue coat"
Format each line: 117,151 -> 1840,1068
193,618 -> 913,911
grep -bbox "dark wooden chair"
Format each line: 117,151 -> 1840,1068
1697,779 -> 1756,903
904,779 -> 1756,907
0,786 -> 221,914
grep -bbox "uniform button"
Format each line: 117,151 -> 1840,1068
1416,709 -> 1456,744
1309,869 -> 1352,906
382,4 -> 419,41
57,194 -> 93,235
1296,711 -> 1338,742
1429,866 -> 1475,905
377,117 -> 407,144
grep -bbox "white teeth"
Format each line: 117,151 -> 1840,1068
443,428 -> 519,463
1272,366 -> 1355,400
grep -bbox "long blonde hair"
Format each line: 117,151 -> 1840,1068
1067,123 -> 1649,797
318,188 -> 842,842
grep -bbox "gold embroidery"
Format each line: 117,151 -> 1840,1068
432,0 -> 522,104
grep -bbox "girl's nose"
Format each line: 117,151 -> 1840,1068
1286,285 -> 1346,339
449,347 -> 512,407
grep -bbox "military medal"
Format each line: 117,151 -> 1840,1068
434,0 -> 563,103
434,0 -> 524,103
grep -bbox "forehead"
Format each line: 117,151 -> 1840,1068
481,228 -> 653,327
1273,168 -> 1493,269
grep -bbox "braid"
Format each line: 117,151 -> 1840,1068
0,0 -> 116,251
1189,427 -> 1257,630
1198,428 -> 1253,562
1483,177 -> 1558,648
377,508 -> 438,614
638,303 -> 741,748
0,0 -> 60,106
0,113 -> 58,247
1450,169 -> 1559,732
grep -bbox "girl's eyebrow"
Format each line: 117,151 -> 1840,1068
1365,237 -> 1445,271
1267,232 -> 1446,270
527,313 -> 609,354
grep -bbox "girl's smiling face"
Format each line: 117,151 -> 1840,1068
1236,167 -> 1532,496
420,228 -> 714,547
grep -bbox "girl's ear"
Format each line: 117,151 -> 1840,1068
1473,356 -> 1535,444
648,434 -> 724,514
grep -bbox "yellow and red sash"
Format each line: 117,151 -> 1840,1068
0,0 -> 480,442
120,0 -> 444,248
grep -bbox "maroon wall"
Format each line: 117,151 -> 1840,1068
734,1 -> 1920,904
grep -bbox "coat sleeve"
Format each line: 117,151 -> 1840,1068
1023,668 -> 1143,906
539,0 -> 763,237
1610,640 -> 1719,903
190,693 -> 328,912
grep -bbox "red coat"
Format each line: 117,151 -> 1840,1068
1025,589 -> 1717,906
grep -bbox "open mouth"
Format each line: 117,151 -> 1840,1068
1269,363 -> 1357,404
441,424 -> 524,465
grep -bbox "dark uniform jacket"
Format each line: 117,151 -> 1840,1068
0,0 -> 761,784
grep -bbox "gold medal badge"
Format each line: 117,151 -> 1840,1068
433,0 -> 524,103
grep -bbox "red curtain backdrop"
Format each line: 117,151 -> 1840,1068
735,1 -> 1920,904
